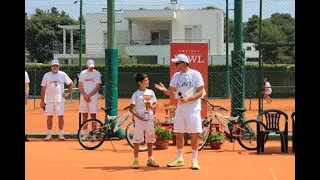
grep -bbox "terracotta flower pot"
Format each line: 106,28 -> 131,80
210,141 -> 223,149
154,139 -> 170,149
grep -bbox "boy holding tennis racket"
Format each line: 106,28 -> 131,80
129,73 -> 159,169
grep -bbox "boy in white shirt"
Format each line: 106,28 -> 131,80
78,59 -> 102,140
40,59 -> 74,140
129,73 -> 159,169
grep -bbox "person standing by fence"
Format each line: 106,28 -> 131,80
78,59 -> 102,140
25,71 -> 30,142
264,77 -> 273,104
40,59 -> 74,141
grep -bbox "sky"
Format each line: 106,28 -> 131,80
25,0 -> 295,22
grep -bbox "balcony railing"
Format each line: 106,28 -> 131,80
53,44 -> 86,54
129,39 -> 210,46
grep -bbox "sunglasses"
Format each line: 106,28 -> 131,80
175,62 -> 184,66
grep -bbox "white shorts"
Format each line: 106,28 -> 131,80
45,102 -> 65,116
79,100 -> 98,113
174,109 -> 202,133
264,88 -> 272,95
132,120 -> 156,144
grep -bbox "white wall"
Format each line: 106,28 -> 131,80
132,21 -> 171,43
171,9 -> 224,55
85,13 -> 128,57
125,45 -> 170,64
85,10 -> 225,61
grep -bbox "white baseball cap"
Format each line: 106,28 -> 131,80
87,59 -> 95,68
171,54 -> 190,64
51,59 -> 59,65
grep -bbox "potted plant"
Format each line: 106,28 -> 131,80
207,131 -> 225,149
154,125 -> 173,149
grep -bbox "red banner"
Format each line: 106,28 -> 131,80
169,42 -> 208,118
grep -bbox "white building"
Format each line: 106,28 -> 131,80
54,4 -> 258,65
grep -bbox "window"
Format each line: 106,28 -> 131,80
151,31 -> 160,45
185,28 -> 192,42
184,25 -> 202,42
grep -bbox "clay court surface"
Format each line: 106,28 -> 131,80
26,98 -> 295,134
26,98 -> 295,180
25,139 -> 294,180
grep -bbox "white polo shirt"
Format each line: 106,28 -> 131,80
41,71 -> 72,103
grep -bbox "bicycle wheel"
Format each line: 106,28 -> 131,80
236,119 -> 267,150
198,119 -> 211,151
125,121 -> 148,152
77,119 -> 106,150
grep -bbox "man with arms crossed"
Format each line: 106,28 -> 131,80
40,59 -> 74,140
155,54 -> 204,170
78,59 -> 102,140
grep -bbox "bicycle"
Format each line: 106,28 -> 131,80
198,98 -> 267,151
77,105 -> 149,152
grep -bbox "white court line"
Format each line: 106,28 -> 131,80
269,167 -> 278,180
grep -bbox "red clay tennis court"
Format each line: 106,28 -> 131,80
25,98 -> 295,134
26,139 -> 294,180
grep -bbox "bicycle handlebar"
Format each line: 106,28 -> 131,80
201,98 -> 228,112
101,105 -> 130,112
124,106 -> 130,110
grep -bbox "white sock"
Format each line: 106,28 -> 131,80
192,150 -> 198,161
176,149 -> 183,159
148,156 -> 153,160
134,157 -> 138,161
58,130 -> 63,135
48,130 -> 52,135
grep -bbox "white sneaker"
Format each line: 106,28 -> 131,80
58,134 -> 66,140
45,134 -> 52,141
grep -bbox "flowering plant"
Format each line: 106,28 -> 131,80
155,125 -> 173,140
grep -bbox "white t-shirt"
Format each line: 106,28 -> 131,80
41,71 -> 72,103
25,71 -> 30,84
130,89 -> 157,121
79,69 -> 102,101
169,69 -> 204,111
264,82 -> 272,94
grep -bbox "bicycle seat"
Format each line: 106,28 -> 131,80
234,108 -> 246,114
101,107 -> 112,112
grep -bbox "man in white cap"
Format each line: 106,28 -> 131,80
155,54 -> 204,170
40,59 -> 74,140
78,59 -> 102,140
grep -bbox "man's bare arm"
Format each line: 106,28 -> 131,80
66,82 -> 74,94
78,81 -> 87,97
25,83 -> 29,101
161,86 -> 177,96
40,86 -> 46,103
88,83 -> 100,97
186,86 -> 204,102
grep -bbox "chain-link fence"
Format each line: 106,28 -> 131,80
25,0 -> 295,136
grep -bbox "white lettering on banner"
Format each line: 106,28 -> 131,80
188,55 -> 204,64
179,49 -> 200,53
